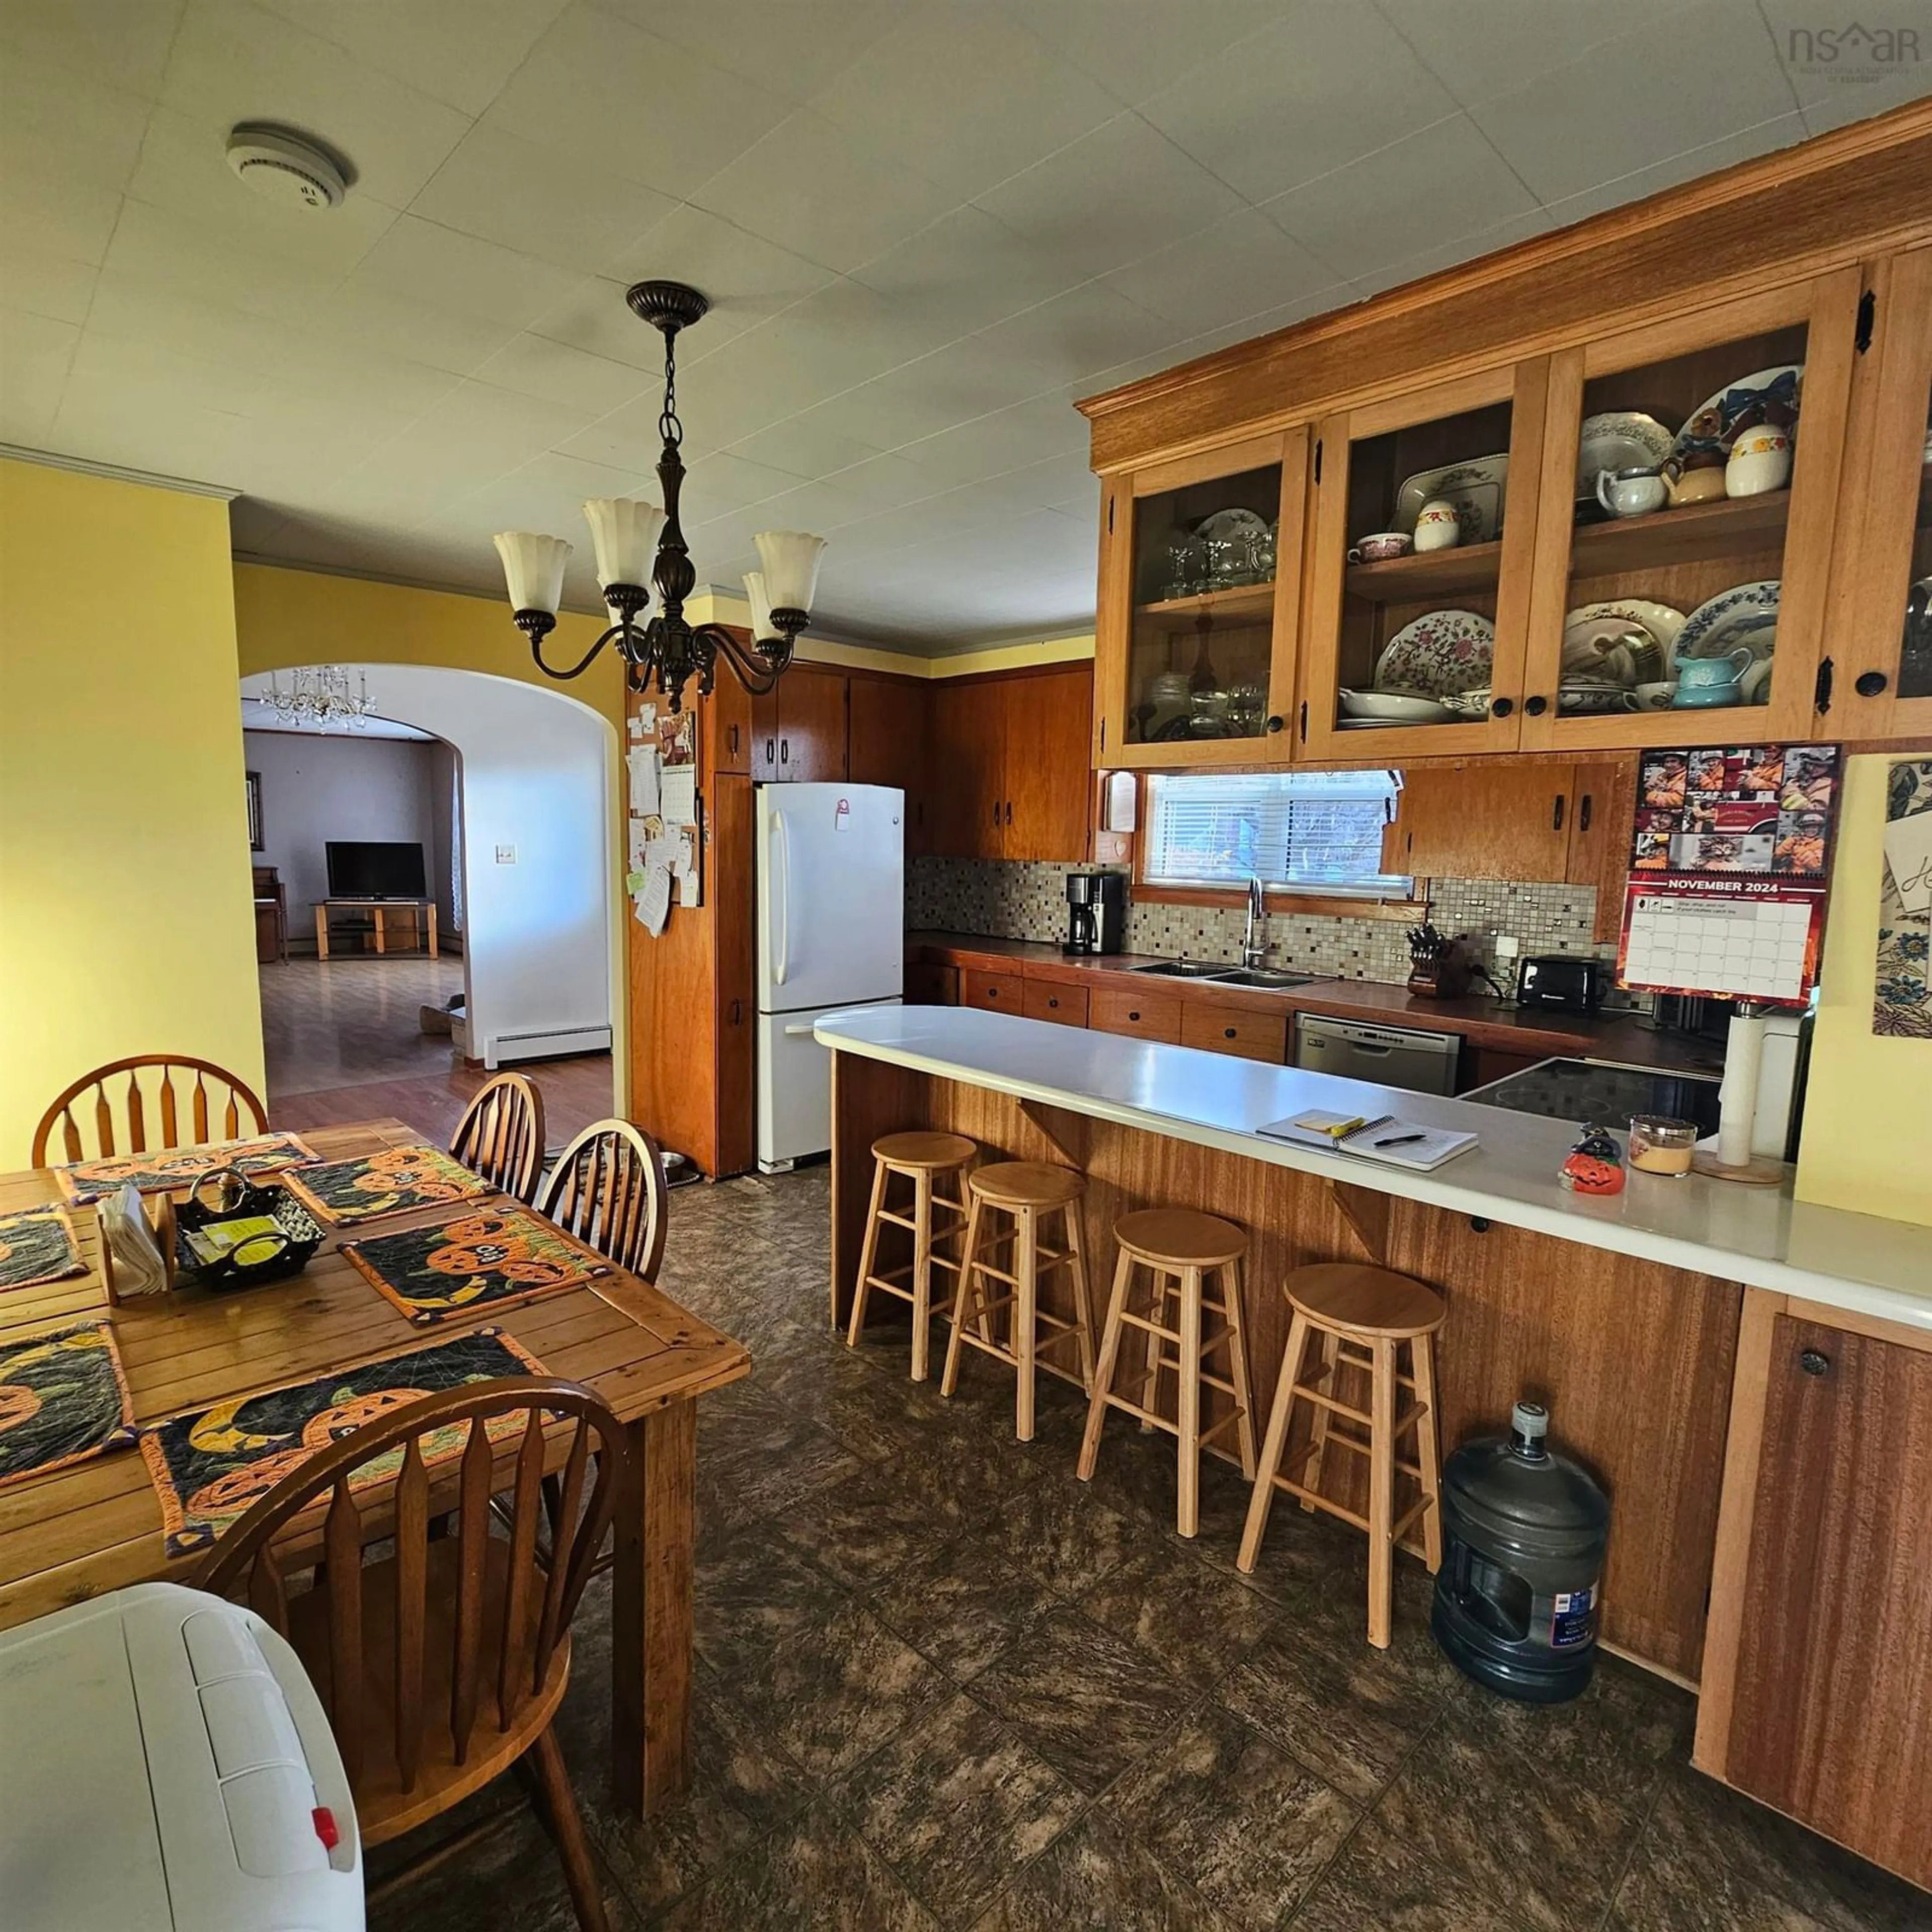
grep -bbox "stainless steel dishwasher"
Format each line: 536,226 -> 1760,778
1293,1013 -> 1462,1094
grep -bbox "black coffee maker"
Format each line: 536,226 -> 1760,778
1065,871 -> 1125,955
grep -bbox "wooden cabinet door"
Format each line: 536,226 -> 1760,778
1388,765 -> 1575,881
1089,987 -> 1183,1043
928,678 -> 1004,859
778,666 -> 848,782
1827,244 -> 1932,742
702,658 -> 753,777
848,674 -> 930,853
1518,270 -> 1863,751
904,960 -> 957,1006
961,968 -> 1023,1013
750,686 -> 781,781
1181,1003 -> 1289,1063
1002,668 -> 1093,862
1696,1299 -> 1932,1891
1022,980 -> 1088,1027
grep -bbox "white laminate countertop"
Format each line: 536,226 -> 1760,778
818,1005 -> 1932,1335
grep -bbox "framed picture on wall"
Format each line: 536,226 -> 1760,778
246,770 -> 264,851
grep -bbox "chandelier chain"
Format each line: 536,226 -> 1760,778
659,330 -> 682,449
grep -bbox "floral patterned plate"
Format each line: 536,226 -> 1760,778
1670,365 -> 1802,459
1373,609 -> 1495,698
1574,412 -> 1674,494
1393,456 -> 1509,543
1674,581 -> 1780,661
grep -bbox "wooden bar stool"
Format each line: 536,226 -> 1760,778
1237,1262 -> 1446,1648
845,1131 -> 976,1382
941,1162 -> 1095,1440
1077,1210 -> 1257,1537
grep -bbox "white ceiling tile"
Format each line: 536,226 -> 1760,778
807,3 -> 1121,200
749,276 -> 957,395
51,365 -> 256,480
527,277 -> 673,372
410,123 -> 674,277
808,450 -> 949,518
1468,0 -> 1799,204
1541,115 -> 1807,226
0,0 -> 185,99
0,50 -> 155,196
250,0 -> 572,118
896,394 -> 1088,488
1261,114 -> 1541,283
0,309 -> 80,442
100,198 -> 343,325
552,390 -> 669,471
1007,0 -> 1292,107
1139,3 -> 1459,202
481,3 -> 790,200
1766,2 -> 1932,132
347,215 -> 588,331
679,448 -> 800,518
973,280 -> 1178,388
227,497 -> 288,549
605,204 -> 834,341
160,2 -> 474,207
318,280 -> 522,374
1102,205 -> 1336,332
807,336 -> 1048,450
1373,0 -> 1685,107
975,114 -> 1244,280
471,332 -> 657,414
849,205 -> 1085,337
1802,69 -> 1932,134
597,0 -> 902,102
727,411 -> 888,482
1,251 -> 99,326
690,110 -> 958,276
128,105 -> 403,278
1349,206 -> 1557,296
0,168 -> 123,267
68,326 -> 272,412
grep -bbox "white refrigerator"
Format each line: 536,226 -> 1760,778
755,782 -> 904,1171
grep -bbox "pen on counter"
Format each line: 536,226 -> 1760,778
1373,1132 -> 1427,1149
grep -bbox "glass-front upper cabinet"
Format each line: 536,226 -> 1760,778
1299,361 -> 1547,762
1831,245 -> 1932,742
1093,429 -> 1307,768
1516,271 -> 1862,751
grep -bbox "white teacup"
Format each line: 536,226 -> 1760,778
1596,467 -> 1666,518
1413,498 -> 1461,552
1726,427 -> 1792,498
1630,682 -> 1678,711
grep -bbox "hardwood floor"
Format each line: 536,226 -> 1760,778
260,956 -> 615,1149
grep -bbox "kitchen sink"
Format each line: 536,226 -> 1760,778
1212,968 -> 1317,989
1131,959 -> 1240,979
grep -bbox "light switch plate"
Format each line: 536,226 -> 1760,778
495,845 -> 516,864
1493,933 -> 1520,961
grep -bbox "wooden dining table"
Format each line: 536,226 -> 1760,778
0,1117 -> 748,1818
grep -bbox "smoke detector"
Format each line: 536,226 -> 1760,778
224,125 -> 348,210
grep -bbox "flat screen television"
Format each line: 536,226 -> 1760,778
326,841 -> 427,900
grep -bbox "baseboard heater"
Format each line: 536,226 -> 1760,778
488,1023 -> 612,1066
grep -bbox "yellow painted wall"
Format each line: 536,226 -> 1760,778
0,458 -> 264,1165
230,562 -> 629,1110
1794,752 -> 1932,1227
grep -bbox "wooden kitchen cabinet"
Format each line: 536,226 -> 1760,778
1023,980 -> 1088,1027
961,968 -> 1023,1013
1093,429 -> 1308,769
752,664 -> 847,782
928,666 -> 1094,862
1696,1294 -> 1932,1891
1089,986 -> 1182,1043
847,671 -> 930,853
905,959 -> 957,1006
1180,1003 -> 1287,1063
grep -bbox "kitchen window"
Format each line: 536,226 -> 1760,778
1140,769 -> 1414,900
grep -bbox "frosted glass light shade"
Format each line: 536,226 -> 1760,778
743,570 -> 775,641
583,497 -> 663,590
493,531 -> 571,615
753,529 -> 825,613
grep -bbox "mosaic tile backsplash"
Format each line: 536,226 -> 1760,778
907,857 -> 1624,992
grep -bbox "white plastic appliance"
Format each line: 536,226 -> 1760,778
756,782 -> 904,1171
0,1581 -> 363,1931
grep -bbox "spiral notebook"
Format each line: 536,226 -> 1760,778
1256,1111 -> 1479,1171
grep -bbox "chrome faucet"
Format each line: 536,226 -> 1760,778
1243,875 -> 1267,969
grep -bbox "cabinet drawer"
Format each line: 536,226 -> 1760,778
1182,1003 -> 1289,1063
1023,981 -> 1089,1027
904,961 -> 957,1006
1089,987 -> 1182,1043
962,968 -> 1024,1013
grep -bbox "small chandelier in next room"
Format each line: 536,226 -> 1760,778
491,280 -> 826,713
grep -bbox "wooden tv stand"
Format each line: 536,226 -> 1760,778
313,898 -> 438,960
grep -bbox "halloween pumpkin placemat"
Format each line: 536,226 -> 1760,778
138,1326 -> 545,1557
343,1206 -> 607,1326
0,1319 -> 136,1491
54,1132 -> 319,1205
0,1206 -> 86,1294
279,1143 -> 494,1227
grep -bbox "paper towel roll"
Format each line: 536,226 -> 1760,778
1717,1009 -> 1766,1168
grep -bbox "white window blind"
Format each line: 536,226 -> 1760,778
1143,770 -> 1412,898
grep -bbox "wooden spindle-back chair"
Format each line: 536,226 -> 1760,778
448,1072 -> 546,1202
32,1055 -> 270,1167
199,1378 -> 624,1932
536,1118 -> 669,1281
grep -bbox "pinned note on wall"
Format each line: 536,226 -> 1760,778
1876,758 -> 1932,1038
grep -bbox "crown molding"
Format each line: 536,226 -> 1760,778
0,442 -> 239,501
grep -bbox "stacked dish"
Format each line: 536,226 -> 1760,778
1338,610 -> 1494,728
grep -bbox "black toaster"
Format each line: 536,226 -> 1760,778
1516,954 -> 1608,1013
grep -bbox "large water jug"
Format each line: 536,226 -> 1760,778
1430,1400 -> 1609,1703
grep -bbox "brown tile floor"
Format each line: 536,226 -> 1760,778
259,955 -> 614,1148
369,1167 -> 1930,1932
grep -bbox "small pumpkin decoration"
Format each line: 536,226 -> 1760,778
185,1447 -> 310,1522
0,1384 -> 43,1433
1559,1126 -> 1626,1197
301,1387 -> 428,1447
